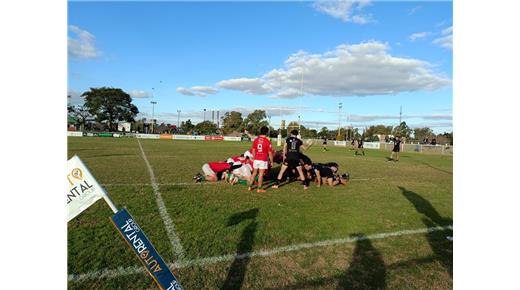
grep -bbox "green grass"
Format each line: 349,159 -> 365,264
68,137 -> 452,289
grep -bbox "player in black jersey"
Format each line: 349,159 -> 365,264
389,136 -> 402,161
355,137 -> 365,156
272,130 -> 309,189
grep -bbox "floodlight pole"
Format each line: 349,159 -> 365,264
203,108 -> 206,122
151,101 -> 157,134
177,110 -> 181,128
338,102 -> 343,140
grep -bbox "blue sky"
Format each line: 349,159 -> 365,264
68,1 -> 452,133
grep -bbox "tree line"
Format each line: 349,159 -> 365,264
68,87 -> 452,144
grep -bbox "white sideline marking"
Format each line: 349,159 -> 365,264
68,225 -> 452,282
137,139 -> 185,261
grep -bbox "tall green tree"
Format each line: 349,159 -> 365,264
180,119 -> 195,133
67,104 -> 92,131
195,121 -> 217,135
82,87 -> 139,131
413,127 -> 434,142
221,111 -> 244,134
392,121 -> 412,139
243,110 -> 268,135
318,127 -> 329,138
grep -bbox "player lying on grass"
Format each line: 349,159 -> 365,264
194,161 -> 232,182
223,151 -> 254,185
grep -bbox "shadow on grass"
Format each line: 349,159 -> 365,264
412,159 -> 452,175
221,208 -> 259,290
337,234 -> 387,289
264,234 -> 386,289
399,186 -> 453,277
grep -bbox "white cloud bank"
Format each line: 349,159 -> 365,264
313,0 -> 373,24
198,41 -> 450,99
409,32 -> 430,41
68,25 -> 100,60
176,86 -> 218,97
433,26 -> 452,49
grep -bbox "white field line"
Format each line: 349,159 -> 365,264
100,178 -> 386,187
68,225 -> 452,282
137,139 -> 185,261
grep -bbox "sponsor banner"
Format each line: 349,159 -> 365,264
223,136 -> 242,142
67,131 -> 83,137
333,141 -> 347,147
160,134 -> 173,140
99,133 -> 113,137
113,133 -> 121,138
137,134 -> 161,139
363,142 -> 380,149
111,208 -> 183,290
172,135 -> 205,140
204,135 -> 224,141
67,156 -> 106,222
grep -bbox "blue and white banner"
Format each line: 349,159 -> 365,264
111,208 -> 183,290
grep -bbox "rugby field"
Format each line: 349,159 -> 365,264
67,137 -> 453,289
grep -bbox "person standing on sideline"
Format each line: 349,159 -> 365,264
322,136 -> 328,151
389,136 -> 402,161
248,126 -> 274,192
355,137 -> 365,156
272,129 -> 309,190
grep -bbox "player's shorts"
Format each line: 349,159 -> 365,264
283,153 -> 301,169
253,160 -> 269,170
202,163 -> 216,177
392,146 -> 400,152
233,164 -> 252,177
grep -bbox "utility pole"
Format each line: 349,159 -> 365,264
177,110 -> 181,128
399,105 -> 402,124
338,102 -> 343,140
203,108 -> 206,122
150,101 -> 157,134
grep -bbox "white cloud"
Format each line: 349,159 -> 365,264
217,78 -> 273,94
176,86 -> 218,97
409,32 -> 431,41
191,86 -> 218,95
211,41 -> 450,98
129,90 -> 152,99
433,26 -> 452,49
346,114 -> 452,122
176,87 -> 195,96
68,25 -> 100,60
408,6 -> 421,15
313,0 -> 373,24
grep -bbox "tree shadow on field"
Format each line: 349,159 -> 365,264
399,186 -> 453,277
337,234 -> 387,289
264,234 -> 387,290
413,159 -> 452,175
221,208 -> 259,290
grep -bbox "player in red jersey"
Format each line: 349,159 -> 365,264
248,126 -> 274,192
194,161 -> 231,182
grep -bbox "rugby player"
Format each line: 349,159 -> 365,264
248,126 -> 274,192
272,129 -> 309,190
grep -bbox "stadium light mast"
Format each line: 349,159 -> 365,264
203,108 -> 206,122
399,105 -> 402,124
177,110 -> 181,128
338,102 -> 343,140
150,101 -> 157,134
